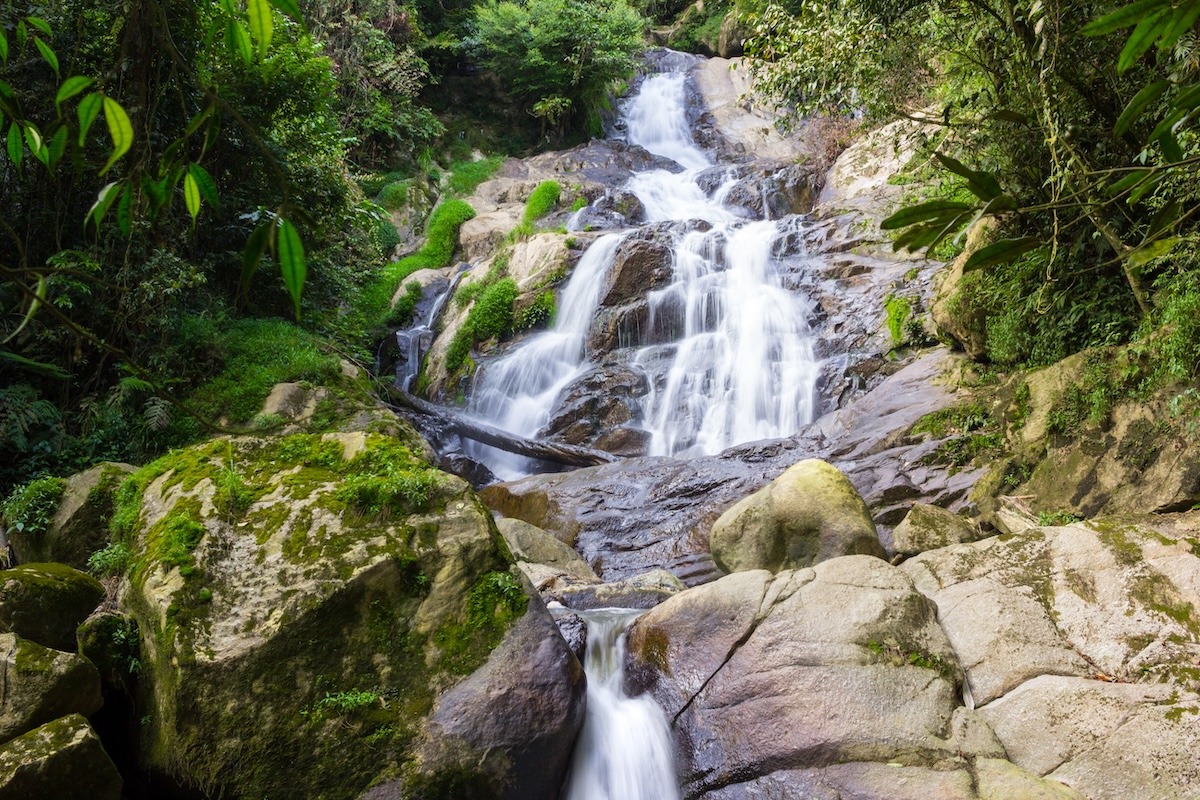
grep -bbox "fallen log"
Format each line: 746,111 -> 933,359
384,387 -> 619,468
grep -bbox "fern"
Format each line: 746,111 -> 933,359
0,385 -> 61,450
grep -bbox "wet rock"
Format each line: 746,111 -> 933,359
541,365 -> 648,452
590,190 -> 646,226
501,139 -> 681,186
496,518 -> 597,582
625,557 -> 999,799
558,569 -> 685,610
892,503 -> 983,557
551,609 -> 588,662
0,633 -> 102,745
710,459 -> 886,574
592,427 -> 652,458
11,463 -> 134,570
721,162 -> 821,219
0,713 -> 121,799
599,237 -> 673,308
0,563 -> 104,652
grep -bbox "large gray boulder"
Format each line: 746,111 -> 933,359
0,563 -> 104,651
0,633 -> 102,746
117,432 -> 585,800
11,462 -> 134,569
892,502 -> 983,557
710,459 -> 886,574
0,713 -> 121,799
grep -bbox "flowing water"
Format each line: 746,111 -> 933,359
562,608 -> 679,800
465,57 -> 820,478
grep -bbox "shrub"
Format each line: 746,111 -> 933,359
523,180 -> 561,226
517,291 -> 556,330
470,279 -> 519,341
88,542 -> 132,578
386,281 -> 426,328
376,180 -> 413,211
1,476 -> 66,537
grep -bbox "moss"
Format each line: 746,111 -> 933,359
639,627 -> 672,676
1166,705 -> 1200,722
885,294 -> 913,348
434,570 -> 527,675
864,638 -> 957,682
1117,418 -> 1167,471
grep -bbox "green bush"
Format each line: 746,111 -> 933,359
1,476 -> 66,536
374,218 -> 401,258
376,180 -> 413,211
88,542 -> 132,578
523,181 -> 561,225
470,279 -> 519,341
517,291 -> 556,330
386,281 -> 426,328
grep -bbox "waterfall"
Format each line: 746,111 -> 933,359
466,56 -> 820,475
563,608 -> 679,800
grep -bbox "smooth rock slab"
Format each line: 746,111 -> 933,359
0,633 -> 101,745
0,713 -> 121,799
892,502 -> 982,557
0,563 -> 104,652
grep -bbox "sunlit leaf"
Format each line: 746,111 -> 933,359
269,0 -> 304,25
24,16 -> 52,36
33,37 -> 58,75
1107,169 -> 1151,195
1115,80 -> 1168,135
24,124 -> 46,165
248,0 -> 273,58
77,92 -> 103,146
2,275 -> 47,345
1117,8 -> 1170,73
963,237 -> 1042,272
86,181 -> 122,230
188,163 -> 219,208
100,96 -> 133,175
275,217 -> 306,319
1127,235 -> 1179,270
880,200 -> 976,230
225,20 -> 253,65
184,168 -> 201,222
934,153 -> 1004,201
54,76 -> 93,114
1082,0 -> 1171,36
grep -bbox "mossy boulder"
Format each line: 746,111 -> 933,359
115,432 -> 583,799
10,463 -> 135,570
710,459 -> 886,574
0,633 -> 102,745
0,563 -> 104,651
892,503 -> 983,557
0,713 -> 121,799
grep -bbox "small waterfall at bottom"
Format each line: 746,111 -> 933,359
563,608 -> 679,800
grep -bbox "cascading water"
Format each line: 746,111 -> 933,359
562,608 -> 679,800
466,55 -> 820,474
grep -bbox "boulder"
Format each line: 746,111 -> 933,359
599,237 -> 673,308
495,517 -> 598,582
76,612 -> 140,686
0,633 -> 102,745
625,557 -> 1011,799
260,382 -> 331,424
892,503 -> 982,557
0,714 -> 121,799
710,458 -> 886,574
118,433 -> 585,799
717,10 -> 745,58
0,564 -> 104,651
11,463 -> 134,570
558,569 -> 686,610
540,364 -> 649,452
930,221 -> 997,359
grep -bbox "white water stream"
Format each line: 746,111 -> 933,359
563,608 -> 679,800
465,59 -> 820,478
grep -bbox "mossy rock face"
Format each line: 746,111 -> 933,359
710,459 -> 886,574
893,503 -> 981,557
13,463 -> 136,570
0,713 -> 122,799
0,633 -> 102,745
0,563 -> 104,651
117,432 -> 582,799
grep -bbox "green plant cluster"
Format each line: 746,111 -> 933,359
523,180 -> 562,226
0,476 -> 66,537
445,279 -> 519,373
447,157 -> 504,197
516,291 -> 557,331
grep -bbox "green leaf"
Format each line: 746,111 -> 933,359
268,0 -> 304,25
1107,169 -> 1151,196
225,20 -> 253,65
24,125 -> 47,166
1117,8 -> 1171,73
77,92 -> 103,146
33,37 -> 58,75
880,200 -> 976,230
2,275 -> 47,345
1160,2 -> 1200,49
241,219 -> 272,292
1171,82 -> 1200,114
275,217 -> 306,319
117,186 -> 133,236
1146,200 -> 1181,238
24,16 -> 52,36
1159,131 -> 1184,163
963,237 -> 1042,272
1082,0 -> 1170,36
15,21 -> 26,48
100,96 -> 133,175
184,169 -> 202,222
187,163 -> 219,208
984,109 -> 1030,125
1129,171 -> 1166,203
0,31 -> 9,66
1127,235 -> 1179,270
46,126 -> 67,169
1115,80 -> 1169,135
54,76 -> 93,114
86,182 -> 122,231
6,122 -> 22,171
933,153 -> 1004,201
248,0 -> 273,58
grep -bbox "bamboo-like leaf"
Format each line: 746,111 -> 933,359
1146,106 -> 1189,142
1146,200 -> 1182,238
1115,80 -> 1169,135
1107,169 -> 1151,195
1118,8 -> 1171,73
24,16 -> 52,36
219,0 -> 238,15
241,219 -> 272,292
117,185 -> 133,236
188,163 -> 219,208
77,92 -> 103,146
54,76 -> 92,114
275,217 -> 306,319
15,21 -> 26,48
1159,131 -> 1184,162
248,0 -> 273,58
1082,0 -> 1171,36
1160,2 -> 1200,49
100,96 -> 133,175
47,126 -> 67,169
86,181 -> 122,230
269,0 -> 304,25
2,275 -> 47,345
33,38 -> 58,75
963,237 -> 1042,272
6,122 -> 22,171
225,20 -> 253,65
934,153 -> 1004,201
0,351 -> 68,379
24,124 -> 47,166
1129,171 -> 1166,203
881,200 -> 976,230
1127,235 -> 1179,270
184,169 -> 202,222
1171,82 -> 1200,114
0,31 -> 9,66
